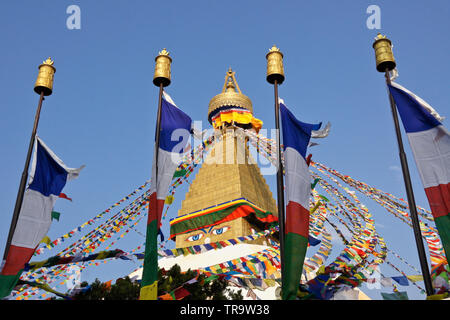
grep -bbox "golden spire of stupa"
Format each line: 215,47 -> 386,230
208,68 -> 253,122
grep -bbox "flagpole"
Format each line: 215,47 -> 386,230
153,49 -> 172,174
154,82 -> 164,176
266,46 -> 286,294
3,58 -> 55,261
152,48 -> 172,223
273,79 -> 286,278
372,34 -> 434,296
139,49 -> 172,300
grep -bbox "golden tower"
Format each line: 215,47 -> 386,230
170,69 -> 278,248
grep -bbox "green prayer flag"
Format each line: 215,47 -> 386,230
205,275 -> 219,283
140,219 -> 159,300
0,271 -> 23,299
51,211 -> 61,221
282,233 -> 308,300
381,291 -> 409,300
173,169 -> 187,178
311,178 -> 320,190
434,214 -> 450,264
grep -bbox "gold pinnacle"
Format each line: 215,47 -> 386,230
208,69 -> 252,119
158,48 -> 170,57
268,45 -> 282,55
42,57 -> 54,66
374,33 -> 386,41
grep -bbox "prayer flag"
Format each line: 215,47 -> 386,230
140,92 -> 192,300
388,82 -> 450,263
280,99 -> 322,300
0,137 -> 83,299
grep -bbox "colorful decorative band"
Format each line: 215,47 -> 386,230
169,198 -> 278,239
209,107 -> 263,132
170,198 -> 249,224
208,106 -> 250,122
161,226 -> 279,258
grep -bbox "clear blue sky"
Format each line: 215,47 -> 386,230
0,0 -> 449,300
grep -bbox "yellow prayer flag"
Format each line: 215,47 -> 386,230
40,236 -> 51,245
165,195 -> 174,205
139,281 -> 158,300
406,275 -> 423,283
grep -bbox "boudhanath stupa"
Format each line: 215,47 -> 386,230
129,69 -> 371,300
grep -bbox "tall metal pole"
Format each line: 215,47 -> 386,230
139,49 -> 172,300
372,34 -> 433,296
266,45 -> 286,290
2,58 -> 55,261
3,92 -> 44,261
273,79 -> 286,281
154,83 -> 164,181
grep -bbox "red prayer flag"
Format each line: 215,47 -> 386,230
59,193 -> 72,201
174,287 -> 190,300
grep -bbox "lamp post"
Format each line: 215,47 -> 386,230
266,45 -> 286,291
372,34 -> 434,296
3,58 -> 55,262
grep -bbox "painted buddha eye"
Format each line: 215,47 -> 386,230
186,233 -> 203,242
212,226 -> 230,235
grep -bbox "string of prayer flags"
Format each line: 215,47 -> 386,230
11,127 -> 449,300
33,180 -> 150,257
